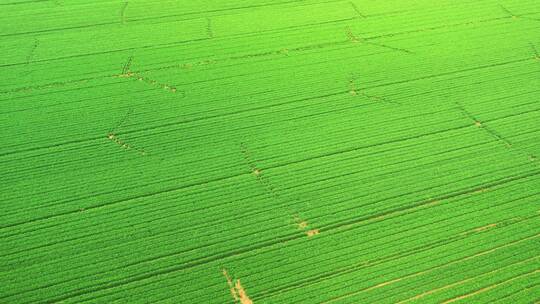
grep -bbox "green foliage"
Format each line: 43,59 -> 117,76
1,0 -> 539,303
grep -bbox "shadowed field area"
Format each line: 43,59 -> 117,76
1,0 -> 539,303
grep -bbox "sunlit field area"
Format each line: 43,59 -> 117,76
1,1 -> 539,303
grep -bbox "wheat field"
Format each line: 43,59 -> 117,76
1,1 -> 539,303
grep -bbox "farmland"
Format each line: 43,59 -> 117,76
1,0 -> 539,303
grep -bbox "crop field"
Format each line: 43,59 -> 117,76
1,0 -> 539,303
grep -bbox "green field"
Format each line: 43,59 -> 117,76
1,0 -> 539,303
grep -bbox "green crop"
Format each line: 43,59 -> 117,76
1,0 -> 539,303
